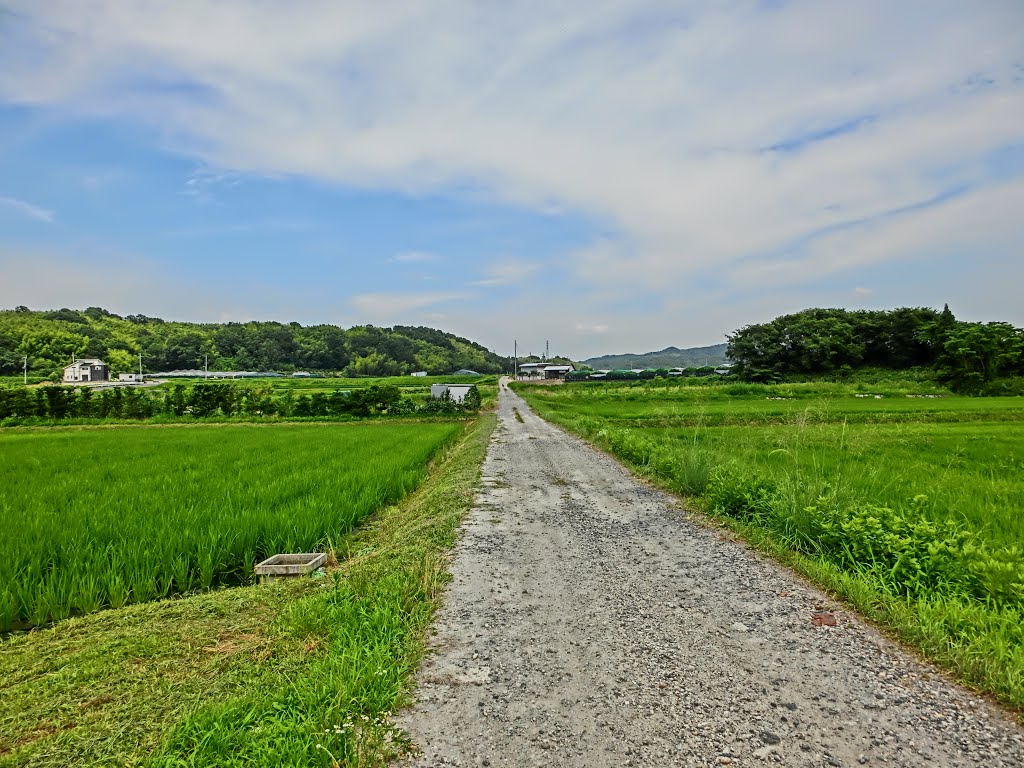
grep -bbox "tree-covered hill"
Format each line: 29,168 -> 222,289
726,306 -> 1024,393
582,343 -> 727,370
0,306 -> 510,377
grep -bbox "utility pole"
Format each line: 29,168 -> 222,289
22,355 -> 28,385
545,340 -> 549,361
514,340 -> 517,381
204,354 -> 209,379
138,352 -> 143,378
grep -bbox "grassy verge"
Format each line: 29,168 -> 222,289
0,413 -> 496,767
516,383 -> 1024,717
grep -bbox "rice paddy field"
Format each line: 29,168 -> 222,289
522,382 -> 1024,539
0,421 -> 461,631
516,379 -> 1024,710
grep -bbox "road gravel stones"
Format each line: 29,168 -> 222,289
395,382 -> 1024,767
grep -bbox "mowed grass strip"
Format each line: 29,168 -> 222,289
517,381 -> 1024,713
0,413 -> 496,767
0,421 -> 461,630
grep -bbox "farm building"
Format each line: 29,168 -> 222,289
411,371 -> 428,377
517,362 -> 543,379
430,383 -> 474,403
117,372 -> 144,383
516,362 -> 575,380
63,359 -> 109,383
543,364 -> 574,380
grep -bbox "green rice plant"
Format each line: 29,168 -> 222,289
0,421 -> 461,630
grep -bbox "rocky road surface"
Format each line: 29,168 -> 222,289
395,380 -> 1023,767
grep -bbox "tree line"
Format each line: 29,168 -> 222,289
726,306 -> 1024,393
0,382 -> 481,424
0,306 -> 508,377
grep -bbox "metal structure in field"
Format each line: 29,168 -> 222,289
430,383 -> 474,403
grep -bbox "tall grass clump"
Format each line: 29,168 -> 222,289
0,421 -> 461,631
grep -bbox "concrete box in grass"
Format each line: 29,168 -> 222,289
254,552 -> 327,584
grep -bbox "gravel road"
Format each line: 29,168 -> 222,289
395,380 -> 1023,767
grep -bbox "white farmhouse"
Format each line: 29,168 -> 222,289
63,359 -> 109,384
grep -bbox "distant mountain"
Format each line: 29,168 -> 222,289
582,343 -> 728,370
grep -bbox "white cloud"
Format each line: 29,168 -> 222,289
854,287 -> 873,297
350,291 -> 470,319
4,4 -> 1020,278
0,245 -> 262,320
729,178 -> 1024,288
0,196 -> 54,222
471,261 -> 540,287
391,251 -> 440,264
1,1 -> 1023,353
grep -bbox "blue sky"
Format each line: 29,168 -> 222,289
1,1 -> 1022,359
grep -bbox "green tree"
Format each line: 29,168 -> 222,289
936,322 -> 1024,392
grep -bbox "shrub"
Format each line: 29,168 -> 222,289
705,465 -> 779,522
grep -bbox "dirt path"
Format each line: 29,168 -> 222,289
395,381 -> 1023,767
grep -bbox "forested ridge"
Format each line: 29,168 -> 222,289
727,306 -> 1024,393
0,306 -> 509,377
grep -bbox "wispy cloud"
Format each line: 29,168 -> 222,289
0,196 -> 54,223
350,291 -> 470,318
1,2 -> 1023,353
765,115 -> 878,154
391,251 -> 440,264
3,4 -> 1021,294
471,261 -> 540,287
162,217 -> 313,237
184,165 -> 243,201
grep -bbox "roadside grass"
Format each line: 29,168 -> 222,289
714,519 -> 1024,720
0,412 -> 496,767
515,381 -> 1024,714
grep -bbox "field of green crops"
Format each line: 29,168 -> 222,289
0,421 -> 461,631
516,379 -> 1024,710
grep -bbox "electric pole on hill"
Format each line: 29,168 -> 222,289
22,355 -> 28,385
